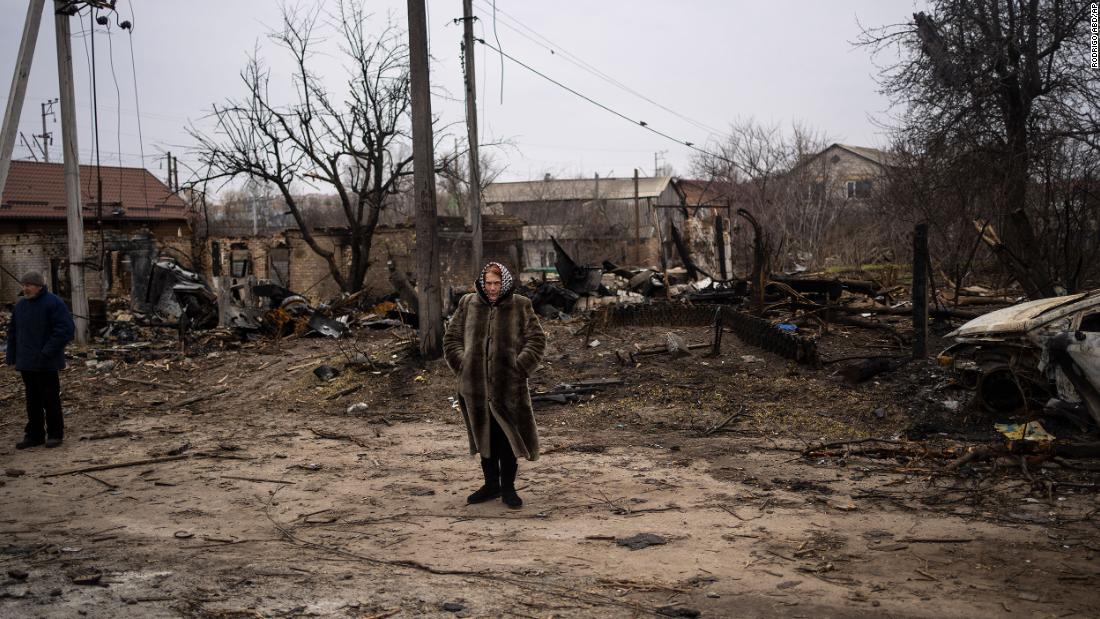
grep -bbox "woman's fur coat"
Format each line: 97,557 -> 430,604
443,263 -> 547,461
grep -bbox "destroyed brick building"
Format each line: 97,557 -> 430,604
484,175 -> 677,270
0,161 -> 191,306
194,215 -> 525,304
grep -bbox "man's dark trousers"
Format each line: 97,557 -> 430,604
21,370 -> 62,441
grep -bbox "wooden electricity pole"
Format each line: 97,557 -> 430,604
633,169 -> 641,264
0,0 -> 47,200
912,223 -> 929,359
55,1 -> 89,345
407,0 -> 443,359
462,0 -> 483,275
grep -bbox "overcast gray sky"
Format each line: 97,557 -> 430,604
1,1 -> 920,191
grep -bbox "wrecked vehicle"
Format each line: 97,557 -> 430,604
135,257 -> 219,330
941,291 -> 1100,427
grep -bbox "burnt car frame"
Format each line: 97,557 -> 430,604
940,291 -> 1100,427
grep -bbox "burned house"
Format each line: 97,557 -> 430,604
484,175 -> 678,271
197,216 -> 525,305
0,161 -> 191,305
657,178 -> 737,279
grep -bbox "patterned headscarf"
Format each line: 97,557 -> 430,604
475,261 -> 514,306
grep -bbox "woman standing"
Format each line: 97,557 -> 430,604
443,262 -> 546,508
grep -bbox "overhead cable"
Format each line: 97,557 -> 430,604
475,38 -> 740,173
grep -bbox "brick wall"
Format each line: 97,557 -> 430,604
0,220 -> 191,306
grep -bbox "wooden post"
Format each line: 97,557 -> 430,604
462,0 -> 482,277
709,307 -> 724,357
54,2 -> 88,346
715,214 -> 727,280
633,168 -> 640,265
0,0 -> 47,200
912,223 -> 929,359
407,0 -> 443,359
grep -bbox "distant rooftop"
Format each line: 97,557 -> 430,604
0,160 -> 188,221
829,144 -> 901,168
484,176 -> 673,203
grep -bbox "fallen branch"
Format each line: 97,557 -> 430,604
80,431 -> 131,441
222,475 -> 296,485
115,377 -> 183,389
43,455 -> 190,478
701,407 -> 746,436
162,387 -> 229,410
309,427 -> 372,448
804,437 -> 907,454
325,385 -> 362,401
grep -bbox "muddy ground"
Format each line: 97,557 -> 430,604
0,315 -> 1098,618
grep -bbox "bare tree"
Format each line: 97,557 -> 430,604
437,145 -> 507,220
860,0 -> 1100,297
189,1 -> 421,293
692,119 -> 845,271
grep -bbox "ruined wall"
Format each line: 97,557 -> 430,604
199,227 -> 417,303
0,220 -> 191,306
198,218 -> 524,305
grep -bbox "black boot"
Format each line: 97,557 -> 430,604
467,457 -> 501,504
15,436 -> 44,450
499,457 -> 522,509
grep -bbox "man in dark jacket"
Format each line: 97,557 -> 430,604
5,272 -> 75,449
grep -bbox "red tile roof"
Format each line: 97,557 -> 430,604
0,160 -> 189,221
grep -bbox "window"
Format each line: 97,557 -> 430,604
210,241 -> 222,276
846,180 -> 873,199
806,182 -> 826,201
230,249 -> 252,278
1080,313 -> 1100,332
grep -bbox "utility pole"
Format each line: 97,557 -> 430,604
407,0 -> 443,359
461,0 -> 483,276
0,0 -> 47,199
166,151 -> 175,192
633,168 -> 640,264
19,133 -> 38,161
36,98 -> 57,162
55,0 -> 89,345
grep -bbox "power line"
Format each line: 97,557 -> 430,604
105,17 -> 124,204
470,0 -> 723,136
475,39 -> 738,173
124,0 -> 149,209
491,0 -> 503,105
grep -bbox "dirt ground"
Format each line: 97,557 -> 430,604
1,317 -> 1098,618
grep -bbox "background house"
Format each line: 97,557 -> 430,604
796,143 -> 897,203
0,161 -> 190,306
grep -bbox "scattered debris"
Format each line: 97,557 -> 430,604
656,605 -> 701,618
346,402 -> 371,415
70,573 -> 105,587
532,379 -> 623,407
313,365 -> 340,381
994,421 -> 1055,442
615,533 -> 667,550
